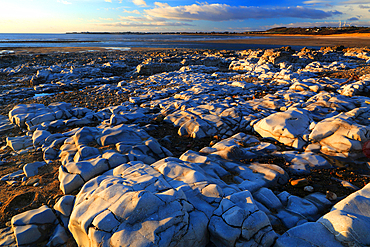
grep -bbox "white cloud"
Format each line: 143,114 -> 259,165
105,0 -> 112,3
359,4 -> 370,8
265,21 -> 342,29
264,19 -> 370,29
119,15 -> 167,22
123,9 -> 141,14
154,2 -> 170,8
119,16 -> 147,22
303,0 -> 330,4
97,21 -> 193,27
57,0 -> 72,4
340,0 -> 370,3
100,17 -> 114,21
132,0 -> 147,6
144,3 -> 342,21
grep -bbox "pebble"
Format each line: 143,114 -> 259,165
326,191 -> 338,201
290,178 -> 309,187
24,177 -> 40,186
304,186 -> 314,192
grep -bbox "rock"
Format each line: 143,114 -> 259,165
254,108 -> 312,149
24,177 -> 40,186
63,157 -> 109,182
209,191 -> 277,246
73,145 -> 100,162
102,151 -> 132,169
325,191 -> 337,201
317,183 -> 370,246
136,62 -> 182,75
0,227 -> 16,246
304,186 -> 314,192
72,127 -> 100,146
0,170 -> 24,182
280,151 -> 332,175
309,107 -> 370,159
54,195 -> 75,217
338,75 -> 370,96
58,165 -> 85,194
9,104 -> 52,128
5,47 -> 370,247
69,161 -> 209,247
0,115 -> 15,135
6,135 -> 33,152
275,222 -> 343,247
32,129 -> 51,147
98,124 -> 150,146
290,178 -> 309,187
43,147 -> 59,163
23,161 -> 46,177
46,224 -> 71,247
11,205 -> 57,246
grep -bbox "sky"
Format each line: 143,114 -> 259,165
0,0 -> 370,33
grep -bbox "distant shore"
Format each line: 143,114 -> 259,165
1,33 -> 369,55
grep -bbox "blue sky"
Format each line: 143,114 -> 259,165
1,0 -> 369,33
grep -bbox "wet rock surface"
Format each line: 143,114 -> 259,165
0,47 -> 370,246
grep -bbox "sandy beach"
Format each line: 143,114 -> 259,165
196,33 -> 370,48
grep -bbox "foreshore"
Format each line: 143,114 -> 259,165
195,33 -> 370,48
0,44 -> 370,246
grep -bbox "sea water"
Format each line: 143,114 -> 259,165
0,33 -> 314,50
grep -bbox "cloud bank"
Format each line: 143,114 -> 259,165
144,3 -> 342,21
132,0 -> 147,6
98,21 -> 193,27
57,0 -> 72,4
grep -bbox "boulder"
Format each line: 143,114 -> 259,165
318,183 -> 370,246
254,108 -> 312,149
309,107 -> 370,158
11,205 -> 57,246
23,161 -> 46,177
6,135 -> 33,152
209,191 -> 277,247
69,162 -> 209,247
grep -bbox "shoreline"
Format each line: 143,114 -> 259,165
1,33 -> 369,53
1,35 -> 369,55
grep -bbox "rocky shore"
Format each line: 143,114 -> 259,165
0,46 -> 370,246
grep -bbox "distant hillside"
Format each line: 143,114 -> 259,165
263,26 -> 370,35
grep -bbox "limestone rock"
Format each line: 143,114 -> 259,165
209,191 -> 277,247
11,205 -> 57,246
254,108 -> 312,149
318,183 -> 370,246
6,135 -> 33,152
309,107 -> 370,158
69,162 -> 209,247
23,161 -> 46,177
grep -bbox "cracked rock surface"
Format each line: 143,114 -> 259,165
1,47 -> 370,246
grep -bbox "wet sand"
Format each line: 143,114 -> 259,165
196,33 -> 370,48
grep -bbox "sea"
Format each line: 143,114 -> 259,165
0,33 -> 315,50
